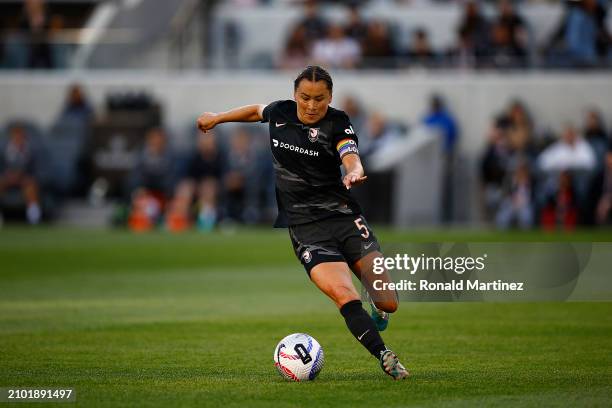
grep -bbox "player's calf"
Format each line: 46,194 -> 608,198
339,300 -> 387,358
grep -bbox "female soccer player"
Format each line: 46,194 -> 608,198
197,65 -> 408,380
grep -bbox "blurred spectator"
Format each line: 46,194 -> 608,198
360,20 -> 394,69
224,127 -> 257,223
545,0 -> 605,68
422,94 -> 458,156
406,28 -> 436,68
41,84 -> 94,198
48,14 -> 70,69
340,95 -> 368,139
480,116 -> 511,220
583,108 -> 608,142
457,0 -> 490,66
295,1 -> 328,48
423,94 -> 459,222
496,161 -> 534,229
128,127 -> 176,196
487,21 -> 527,69
0,123 -> 42,224
279,26 -> 310,70
506,100 -> 536,160
540,170 -> 579,230
59,83 -> 94,123
223,20 -> 242,69
596,145 -> 612,225
447,26 -> 477,69
538,123 -> 596,225
592,0 -> 612,61
423,95 -> 459,223
127,127 -> 177,231
360,111 -> 402,158
20,0 -> 53,68
583,108 -> 609,170
167,131 -> 224,232
565,0 -> 600,67
496,0 -> 528,54
312,24 -> 361,69
344,4 -> 369,44
538,123 -> 596,172
249,135 -> 276,224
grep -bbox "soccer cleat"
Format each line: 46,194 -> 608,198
370,303 -> 389,332
379,350 -> 409,380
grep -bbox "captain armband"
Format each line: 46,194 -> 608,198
336,138 -> 359,159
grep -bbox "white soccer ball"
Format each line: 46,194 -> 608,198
273,333 -> 324,382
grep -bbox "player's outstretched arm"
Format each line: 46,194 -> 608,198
197,104 -> 266,132
342,153 -> 368,189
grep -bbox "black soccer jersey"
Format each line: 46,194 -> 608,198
261,99 -> 362,227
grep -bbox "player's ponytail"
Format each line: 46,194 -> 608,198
294,65 -> 333,93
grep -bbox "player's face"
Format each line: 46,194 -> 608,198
294,79 -> 332,125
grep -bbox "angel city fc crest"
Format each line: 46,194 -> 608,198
308,127 -> 320,142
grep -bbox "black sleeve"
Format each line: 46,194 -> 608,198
332,111 -> 358,145
261,100 -> 282,123
332,111 -> 359,160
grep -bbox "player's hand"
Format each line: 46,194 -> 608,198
343,172 -> 367,189
197,112 -> 218,133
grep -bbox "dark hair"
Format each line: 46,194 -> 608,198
430,93 -> 445,111
294,65 -> 333,93
495,114 -> 512,130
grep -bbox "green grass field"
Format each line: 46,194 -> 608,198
1,227 -> 611,407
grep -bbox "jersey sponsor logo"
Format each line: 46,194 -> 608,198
308,127 -> 320,142
276,122 -> 286,127
273,139 -> 319,157
344,126 -> 355,135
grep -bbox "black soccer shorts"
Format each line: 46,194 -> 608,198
288,214 -> 381,275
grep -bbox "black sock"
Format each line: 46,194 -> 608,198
340,300 -> 387,359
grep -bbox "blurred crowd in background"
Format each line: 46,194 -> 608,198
0,83 -> 273,230
1,0 -> 612,231
2,82 -> 612,231
0,82 -> 409,231
480,101 -> 612,230
278,0 -> 611,70
0,0 -> 93,70
0,0 -> 611,70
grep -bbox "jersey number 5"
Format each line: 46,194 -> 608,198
354,217 -> 370,239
